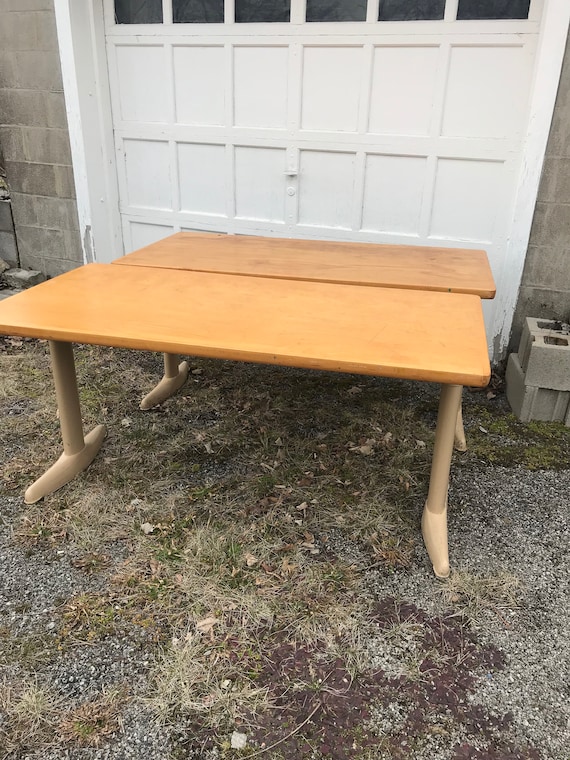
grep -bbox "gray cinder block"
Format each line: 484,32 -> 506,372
518,317 -> 570,391
0,201 -> 14,233
506,353 -> 570,424
3,267 -> 45,289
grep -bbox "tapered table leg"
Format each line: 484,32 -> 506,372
422,383 -> 463,579
139,353 -> 189,410
24,341 -> 106,504
454,401 -> 467,452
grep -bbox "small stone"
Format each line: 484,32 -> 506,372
231,731 -> 247,749
3,268 -> 46,290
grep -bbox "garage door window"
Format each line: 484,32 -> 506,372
457,0 -> 530,19
235,0 -> 290,23
306,0 -> 367,22
115,0 -> 162,23
378,1 -> 445,20
173,0 -> 224,23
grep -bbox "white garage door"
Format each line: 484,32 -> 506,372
103,0 -> 541,333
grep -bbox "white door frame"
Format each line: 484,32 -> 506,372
53,0 -> 122,264
54,0 -> 570,360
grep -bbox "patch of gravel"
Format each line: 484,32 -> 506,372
0,497 -> 107,638
364,464 -> 570,760
20,706 -> 177,760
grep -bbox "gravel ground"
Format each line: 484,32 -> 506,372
1,376 -> 569,759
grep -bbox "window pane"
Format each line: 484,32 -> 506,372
379,0 -> 445,20
235,0 -> 290,22
457,0 -> 530,19
115,0 -> 163,23
306,0 -> 366,22
173,0 -> 224,22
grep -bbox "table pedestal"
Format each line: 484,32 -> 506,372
24,341 -> 106,504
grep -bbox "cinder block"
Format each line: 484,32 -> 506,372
45,92 -> 68,129
42,258 -> 79,278
22,127 -> 72,165
11,194 -> 79,231
3,267 -> 45,289
8,51 -> 63,92
506,353 -> 570,424
4,161 -> 57,196
15,225 -> 65,260
54,165 -> 76,199
0,125 -> 25,161
518,317 -> 570,391
0,88 -> 48,127
0,230 -> 19,266
0,200 -> 14,232
0,12 -> 38,52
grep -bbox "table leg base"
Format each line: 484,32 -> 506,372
421,499 -> 450,579
140,361 -> 189,410
24,424 -> 107,504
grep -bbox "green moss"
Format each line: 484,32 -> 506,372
464,404 -> 570,470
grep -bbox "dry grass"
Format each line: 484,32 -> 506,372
58,688 -> 127,747
438,568 -> 522,623
0,340 -> 527,755
0,677 -> 62,755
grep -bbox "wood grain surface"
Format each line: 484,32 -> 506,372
0,264 -> 490,386
115,232 -> 496,298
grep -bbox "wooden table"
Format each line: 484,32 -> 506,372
0,260 -> 490,578
114,233 -> 495,458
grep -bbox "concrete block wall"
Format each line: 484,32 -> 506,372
0,139 -> 19,267
510,29 -> 570,350
0,0 -> 82,277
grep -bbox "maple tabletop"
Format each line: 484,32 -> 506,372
0,263 -> 490,387
115,232 -> 496,299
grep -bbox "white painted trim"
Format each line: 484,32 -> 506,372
53,0 -> 91,264
53,0 -> 122,264
491,0 -> 570,358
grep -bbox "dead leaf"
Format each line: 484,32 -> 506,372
244,552 -> 258,567
140,522 -> 155,535
281,558 -> 298,575
347,385 -> 362,395
196,616 -> 218,634
121,417 -> 131,427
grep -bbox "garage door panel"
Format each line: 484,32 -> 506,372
299,151 -> 355,229
173,46 -> 226,125
179,143 -> 227,216
442,45 -> 532,139
124,139 -> 171,209
301,47 -> 363,132
129,221 -> 176,250
361,154 -> 427,235
115,45 -> 169,123
235,147 -> 287,222
234,47 -> 289,128
430,158 -> 505,242
369,46 -> 440,136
